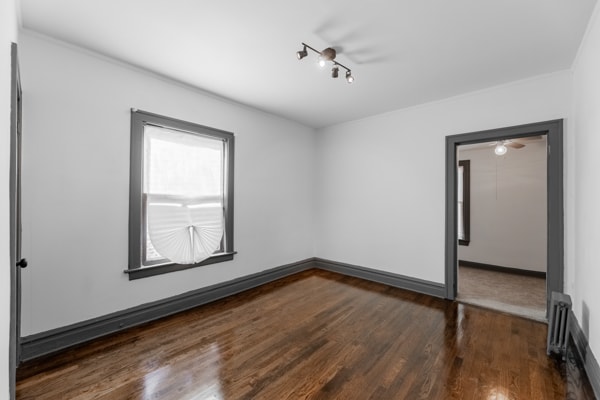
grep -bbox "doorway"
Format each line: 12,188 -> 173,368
445,120 -> 564,318
456,136 -> 547,320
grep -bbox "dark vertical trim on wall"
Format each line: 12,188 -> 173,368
128,110 -> 143,271
546,121 -> 564,304
225,136 -> 235,253
9,41 -> 20,400
445,137 -> 458,299
445,120 -> 564,311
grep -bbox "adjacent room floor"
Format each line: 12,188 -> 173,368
17,269 -> 594,399
457,264 -> 547,321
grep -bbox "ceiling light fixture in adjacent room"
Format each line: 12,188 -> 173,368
494,142 -> 507,156
297,42 -> 354,83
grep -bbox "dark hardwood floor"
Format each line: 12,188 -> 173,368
16,269 -> 596,399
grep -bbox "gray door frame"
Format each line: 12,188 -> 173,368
9,42 -> 23,397
445,120 -> 564,311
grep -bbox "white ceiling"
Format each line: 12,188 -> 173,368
19,0 -> 597,128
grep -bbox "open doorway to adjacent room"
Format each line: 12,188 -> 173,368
456,135 -> 547,321
445,120 -> 564,322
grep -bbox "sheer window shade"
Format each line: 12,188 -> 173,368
144,125 -> 225,265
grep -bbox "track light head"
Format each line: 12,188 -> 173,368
332,66 -> 339,78
346,70 -> 354,83
296,45 -> 308,60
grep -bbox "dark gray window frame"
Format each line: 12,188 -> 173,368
445,120 -> 563,315
457,160 -> 470,246
127,109 -> 235,280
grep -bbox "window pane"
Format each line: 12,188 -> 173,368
144,125 -> 224,198
142,124 -> 225,266
457,202 -> 465,240
145,222 -> 164,262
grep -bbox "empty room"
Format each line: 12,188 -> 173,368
2,1 -> 600,399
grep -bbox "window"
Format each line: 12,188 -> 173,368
457,160 -> 470,246
128,110 -> 235,279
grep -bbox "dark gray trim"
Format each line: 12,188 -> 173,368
9,41 -> 21,400
546,121 -> 564,304
128,110 -> 143,272
568,310 -> 600,399
446,120 -> 563,311
125,252 -> 236,280
225,129 -> 235,253
445,134 -> 458,299
314,258 -> 446,298
128,109 -> 235,279
20,256 -> 449,361
20,258 -> 315,362
459,260 -> 546,279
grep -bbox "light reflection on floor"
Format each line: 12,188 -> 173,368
487,388 -> 511,400
143,366 -> 171,399
143,342 -> 224,400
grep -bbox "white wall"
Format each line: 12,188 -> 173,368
315,71 -> 571,284
458,141 -> 547,272
570,1 -> 600,368
1,0 -> 18,397
19,32 -> 316,336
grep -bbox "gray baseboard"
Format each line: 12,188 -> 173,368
459,260 -> 547,279
20,257 -> 447,362
314,258 -> 446,298
20,258 -> 316,362
569,310 -> 600,399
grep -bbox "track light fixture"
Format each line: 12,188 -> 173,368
297,42 -> 354,83
332,66 -> 339,78
345,70 -> 354,83
296,45 -> 308,60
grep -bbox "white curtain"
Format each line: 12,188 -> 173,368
148,202 -> 223,265
144,125 -> 225,265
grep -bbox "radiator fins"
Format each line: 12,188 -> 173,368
546,291 -> 572,359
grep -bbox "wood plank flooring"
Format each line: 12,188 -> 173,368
16,269 -> 596,399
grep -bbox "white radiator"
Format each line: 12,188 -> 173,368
546,291 -> 572,359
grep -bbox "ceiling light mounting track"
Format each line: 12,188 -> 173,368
297,42 -> 354,83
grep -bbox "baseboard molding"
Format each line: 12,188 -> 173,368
20,258 -> 316,362
569,310 -> 600,399
459,260 -> 546,279
20,257 -> 447,362
314,258 -> 446,298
